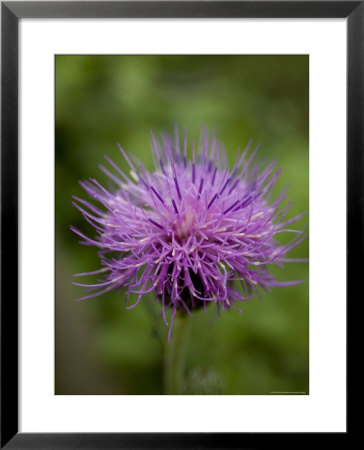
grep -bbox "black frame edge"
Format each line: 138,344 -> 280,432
0,431 -> 353,449
347,0 -> 363,438
1,2 -> 19,448
3,1 -> 362,19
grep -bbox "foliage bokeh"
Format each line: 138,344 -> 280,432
56,55 -> 309,395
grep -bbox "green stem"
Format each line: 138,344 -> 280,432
164,314 -> 190,395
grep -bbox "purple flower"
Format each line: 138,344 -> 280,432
71,127 -> 307,339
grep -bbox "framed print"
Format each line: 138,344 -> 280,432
1,1 -> 357,447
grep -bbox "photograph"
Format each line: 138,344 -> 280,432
55,54 -> 309,396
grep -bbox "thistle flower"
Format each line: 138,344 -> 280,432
71,127 -> 306,339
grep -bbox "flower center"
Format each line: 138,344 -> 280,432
171,195 -> 203,240
175,207 -> 195,239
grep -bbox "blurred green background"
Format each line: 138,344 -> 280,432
55,55 -> 309,395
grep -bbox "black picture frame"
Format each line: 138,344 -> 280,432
1,1 -> 357,448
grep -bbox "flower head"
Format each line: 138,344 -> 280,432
71,127 -> 306,339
